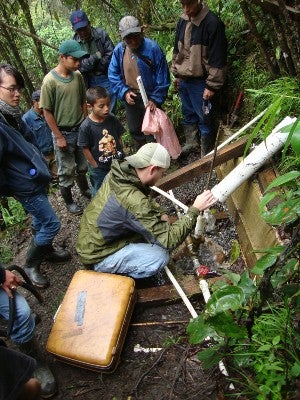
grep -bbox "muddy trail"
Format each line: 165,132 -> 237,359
5,149 -> 245,400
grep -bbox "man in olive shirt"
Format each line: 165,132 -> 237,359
41,40 -> 91,214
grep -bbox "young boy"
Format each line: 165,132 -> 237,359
40,40 -> 91,215
78,86 -> 125,196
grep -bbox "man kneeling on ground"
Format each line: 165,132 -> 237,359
76,143 -> 216,278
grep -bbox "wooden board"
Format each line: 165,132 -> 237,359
137,275 -> 202,306
156,137 -> 247,192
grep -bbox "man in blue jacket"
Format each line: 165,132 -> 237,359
0,64 -> 70,288
108,16 -> 170,150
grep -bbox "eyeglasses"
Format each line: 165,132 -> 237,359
0,86 -> 23,94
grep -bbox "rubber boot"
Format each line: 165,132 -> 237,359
181,124 -> 200,155
24,240 -> 49,288
201,134 -> 214,157
76,173 -> 91,199
59,186 -> 83,215
20,338 -> 57,399
43,244 -> 71,263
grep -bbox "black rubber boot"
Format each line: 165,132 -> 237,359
76,173 -> 91,199
181,124 -> 200,155
59,186 -> 83,215
201,134 -> 214,157
43,244 -> 71,263
20,338 -> 57,399
24,240 -> 49,288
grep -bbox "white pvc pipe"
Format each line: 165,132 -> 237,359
136,76 -> 148,107
211,117 -> 296,202
151,186 -> 189,212
164,266 -> 198,318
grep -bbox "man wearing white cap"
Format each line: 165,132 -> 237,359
76,143 -> 215,278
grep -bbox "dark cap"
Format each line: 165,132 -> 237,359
70,10 -> 89,31
31,90 -> 41,101
58,40 -> 89,59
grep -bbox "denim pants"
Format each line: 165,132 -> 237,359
94,243 -> 170,279
178,78 -> 211,137
88,75 -> 117,113
17,191 -> 60,246
124,94 -> 148,147
88,165 -> 109,197
0,289 -> 35,344
54,130 -> 87,188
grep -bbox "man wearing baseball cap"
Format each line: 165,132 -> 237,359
108,16 -> 170,150
69,10 -> 116,112
40,40 -> 92,215
76,143 -> 216,278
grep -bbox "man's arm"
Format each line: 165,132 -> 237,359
43,109 -> 67,151
0,266 -> 22,298
82,148 -> 97,168
79,29 -> 114,74
108,45 -> 130,101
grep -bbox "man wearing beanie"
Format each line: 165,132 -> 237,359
76,143 -> 215,278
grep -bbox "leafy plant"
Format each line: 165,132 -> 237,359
0,197 -> 27,228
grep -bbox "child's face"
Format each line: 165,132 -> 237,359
91,97 -> 110,121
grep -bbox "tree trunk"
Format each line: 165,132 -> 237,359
17,0 -> 48,75
239,1 -> 278,77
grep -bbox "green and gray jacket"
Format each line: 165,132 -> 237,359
76,159 -> 200,266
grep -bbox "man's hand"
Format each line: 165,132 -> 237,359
56,136 -> 68,151
174,78 -> 181,91
1,270 -> 22,298
147,100 -> 157,112
193,190 -> 216,211
203,88 -> 215,100
125,91 -> 137,105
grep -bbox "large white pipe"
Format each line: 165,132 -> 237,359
211,117 -> 296,203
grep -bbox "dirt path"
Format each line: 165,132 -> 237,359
7,152 -> 242,399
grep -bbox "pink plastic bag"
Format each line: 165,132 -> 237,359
142,107 -> 182,159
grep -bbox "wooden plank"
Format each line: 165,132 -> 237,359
216,159 -> 279,268
156,137 -> 248,192
137,275 -> 202,306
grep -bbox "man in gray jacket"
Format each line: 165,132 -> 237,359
70,10 -> 116,111
76,143 -> 216,278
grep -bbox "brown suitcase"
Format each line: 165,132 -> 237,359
46,270 -> 136,372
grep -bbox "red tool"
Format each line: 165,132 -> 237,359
228,91 -> 243,128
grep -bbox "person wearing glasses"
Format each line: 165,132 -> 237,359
0,63 -> 70,289
40,40 -> 91,215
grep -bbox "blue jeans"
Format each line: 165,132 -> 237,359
17,191 -> 60,246
94,243 -> 170,279
178,78 -> 211,137
88,75 -> 117,113
54,130 -> 88,188
0,289 -> 35,344
88,165 -> 109,197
